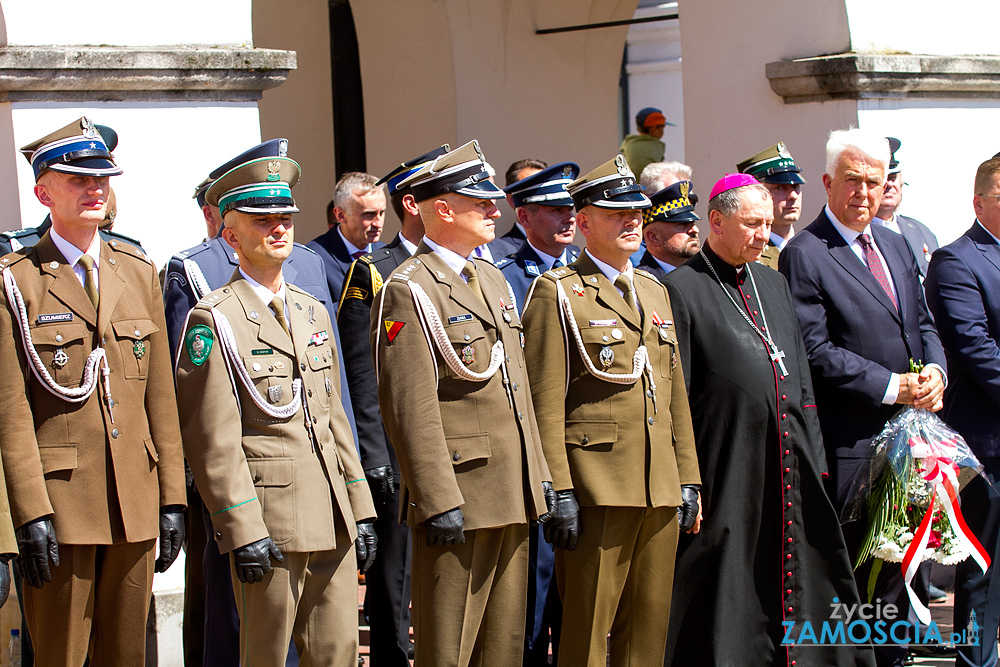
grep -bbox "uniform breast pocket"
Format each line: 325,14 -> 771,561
445,322 -> 491,375
111,319 -> 159,380
655,327 -> 679,379
580,327 -> 626,373
242,354 -> 293,407
305,344 -> 334,406
28,323 -> 90,386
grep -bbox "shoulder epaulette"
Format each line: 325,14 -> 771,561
101,229 -> 144,248
389,257 -> 422,282
0,247 -> 32,269
634,268 -> 656,281
0,228 -> 39,240
106,237 -> 151,264
175,240 -> 213,260
543,266 -> 572,280
195,288 -> 231,309
287,283 -> 323,303
494,256 -> 514,269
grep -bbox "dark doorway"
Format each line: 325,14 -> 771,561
329,0 -> 365,177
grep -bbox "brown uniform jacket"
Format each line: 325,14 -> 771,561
371,245 -> 551,531
520,253 -> 700,508
0,233 -> 185,545
175,276 -> 375,555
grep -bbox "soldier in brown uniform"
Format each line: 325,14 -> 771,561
174,149 -> 377,666
520,155 -> 702,667
0,117 -> 186,665
371,140 -> 554,666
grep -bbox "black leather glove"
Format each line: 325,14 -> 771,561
539,481 -> 556,522
355,521 -> 378,574
0,554 -> 12,608
543,490 -> 579,551
424,508 -> 465,547
677,484 -> 701,532
365,465 -> 394,510
155,506 -> 186,573
16,517 -> 59,588
233,537 -> 283,584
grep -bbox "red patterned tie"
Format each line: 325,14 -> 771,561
351,251 -> 365,260
858,233 -> 898,311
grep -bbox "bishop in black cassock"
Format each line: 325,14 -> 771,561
662,177 -> 873,667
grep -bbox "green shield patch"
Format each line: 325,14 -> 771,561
185,324 -> 214,366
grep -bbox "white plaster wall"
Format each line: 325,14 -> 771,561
626,3 -> 685,163
858,99 -> 1000,246
0,0 -> 252,47
11,103 -> 262,269
845,0 -> 1000,56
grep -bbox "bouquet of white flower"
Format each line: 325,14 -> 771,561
841,405 -> 991,624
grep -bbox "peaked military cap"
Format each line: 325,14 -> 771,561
205,139 -> 300,216
886,137 -> 902,174
377,144 -> 451,195
397,140 -> 505,202
505,162 -> 579,208
567,155 -> 650,211
737,142 -> 805,185
192,176 -> 213,208
20,116 -> 123,180
643,180 -> 699,227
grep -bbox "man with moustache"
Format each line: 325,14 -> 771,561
737,142 -> 806,270
175,149 -> 377,666
371,140 -> 553,666
635,180 -> 701,281
521,155 -> 701,666
662,175 -> 872,667
780,129 -> 946,667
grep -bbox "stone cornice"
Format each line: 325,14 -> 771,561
0,45 -> 296,102
766,53 -> 1000,104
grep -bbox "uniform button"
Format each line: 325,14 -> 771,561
253,471 -> 262,483
109,258 -> 116,265
786,571 -> 792,577
111,429 -> 120,438
647,390 -> 653,398
102,337 -> 107,345
784,467 -> 790,473
307,389 -> 313,397
788,607 -> 793,613
252,363 -> 261,372
134,329 -> 141,337
581,437 -> 589,445
784,449 -> 790,455
786,554 -> 792,560
464,334 -> 471,341
787,537 -> 793,543
505,355 -> 510,362
453,453 -> 460,461
647,417 -> 654,425
518,412 -> 524,420
55,334 -> 63,342
602,336 -> 609,342
312,416 -> 318,424
787,520 -> 793,526
786,589 -> 792,595
783,431 -> 789,438
786,484 -> 791,490
787,501 -> 792,508
779,375 -> 785,380
215,532 -> 222,540
512,383 -> 518,391
301,363 -> 307,371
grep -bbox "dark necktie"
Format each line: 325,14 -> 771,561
614,274 -> 639,318
269,297 -> 291,338
463,261 -> 488,307
858,234 -> 898,311
77,254 -> 99,311
553,258 -> 564,268
351,251 -> 365,260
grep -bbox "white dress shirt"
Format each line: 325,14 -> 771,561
50,228 -> 101,291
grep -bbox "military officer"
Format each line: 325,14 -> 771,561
737,142 -> 806,270
337,144 -> 448,666
0,116 -> 186,665
371,140 -> 554,666
520,155 -> 702,667
634,180 -> 701,283
175,148 -> 377,666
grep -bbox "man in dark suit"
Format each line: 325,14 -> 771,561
634,179 -> 700,283
873,138 -> 939,280
488,158 -> 546,259
925,156 -> 1000,667
779,128 -> 946,667
337,145 -> 448,666
308,172 -> 387,310
495,162 -> 581,309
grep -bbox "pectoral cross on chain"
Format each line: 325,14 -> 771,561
769,342 -> 788,377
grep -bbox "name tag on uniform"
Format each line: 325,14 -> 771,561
37,312 -> 73,324
448,314 -> 474,324
251,348 -> 273,356
589,319 -> 618,327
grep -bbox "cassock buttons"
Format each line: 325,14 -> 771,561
784,449 -> 790,455
783,431 -> 789,438
781,394 -> 787,400
787,501 -> 792,508
787,538 -> 792,543
786,485 -> 791,490
784,467 -> 790,473
786,589 -> 792,595
787,607 -> 793,613
781,414 -> 786,420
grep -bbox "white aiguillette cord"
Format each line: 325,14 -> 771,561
211,308 -> 303,419
3,268 -> 115,421
699,250 -> 788,376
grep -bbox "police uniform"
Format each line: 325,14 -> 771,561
372,141 -> 552,666
738,142 -> 806,271
635,180 -> 700,285
520,156 -> 701,667
337,145 -> 448,666
0,117 -> 186,665
175,150 -> 376,667
494,162 -> 581,666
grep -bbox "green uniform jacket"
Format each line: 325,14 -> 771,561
371,245 -> 551,531
0,233 -> 185,545
175,276 -> 375,555
520,253 -> 700,507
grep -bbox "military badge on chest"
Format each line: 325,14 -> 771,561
133,340 -> 146,359
52,348 -> 69,369
268,385 -> 283,404
599,345 -> 614,369
461,345 -> 475,365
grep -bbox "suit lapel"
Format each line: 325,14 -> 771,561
576,254 -> 641,329
228,278 -> 295,356
873,226 -> 910,322
818,218 -> 900,322
97,243 -> 124,338
35,235 -> 97,327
